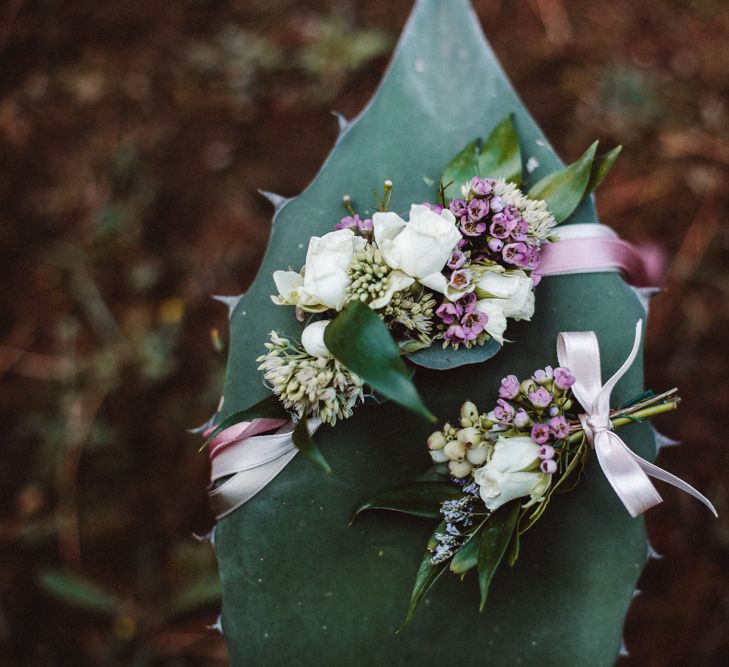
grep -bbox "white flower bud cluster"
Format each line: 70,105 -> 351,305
257,331 -> 364,426
427,400 -> 494,478
493,178 -> 556,241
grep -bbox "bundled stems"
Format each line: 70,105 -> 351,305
567,388 -> 680,444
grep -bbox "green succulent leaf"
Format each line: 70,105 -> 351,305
528,141 -> 598,223
586,145 -> 622,195
351,481 -> 463,524
407,336 -> 501,369
201,394 -> 288,449
292,418 -> 331,473
325,300 -> 436,422
215,1 -> 654,664
477,114 -> 522,185
478,502 -> 520,611
441,138 -> 481,200
37,569 -> 122,617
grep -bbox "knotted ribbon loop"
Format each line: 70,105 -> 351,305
207,417 -> 320,520
557,320 -> 717,518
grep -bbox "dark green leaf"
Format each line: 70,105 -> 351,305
351,481 -> 462,524
477,114 -> 522,185
478,502 -> 520,611
407,336 -> 501,370
325,300 -> 436,422
528,142 -> 598,223
440,138 -> 480,200
202,394 -> 288,449
506,521 -> 521,566
292,419 -> 331,473
37,569 -> 121,616
399,522 -> 448,631
585,145 -> 622,195
449,526 -> 483,575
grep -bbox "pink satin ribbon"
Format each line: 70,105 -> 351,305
557,320 -> 716,518
540,224 -> 652,287
207,417 -> 317,520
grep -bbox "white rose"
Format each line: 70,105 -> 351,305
373,204 -> 462,294
473,435 -> 547,511
301,320 -> 332,358
475,299 -> 508,344
272,229 -> 366,311
476,270 -> 535,320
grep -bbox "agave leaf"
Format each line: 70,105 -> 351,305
478,114 -> 522,185
351,481 -> 463,523
215,1 -> 653,664
325,300 -> 436,422
292,418 -> 331,473
478,501 -> 520,611
441,138 -> 481,200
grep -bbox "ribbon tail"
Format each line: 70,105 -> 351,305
631,452 -> 718,517
594,432 -> 663,518
208,450 -> 298,520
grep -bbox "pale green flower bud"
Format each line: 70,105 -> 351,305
427,431 -> 447,451
478,416 -> 494,431
444,440 -> 466,462
457,427 -> 482,447
520,378 -> 538,395
448,460 -> 473,478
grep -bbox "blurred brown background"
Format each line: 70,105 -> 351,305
1,0 -> 728,665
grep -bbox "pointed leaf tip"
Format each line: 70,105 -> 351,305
586,145 -> 622,194
351,482 -> 463,525
528,141 -> 598,223
293,419 -> 331,473
324,301 -> 436,422
477,114 -> 522,185
477,502 -> 520,612
332,110 -> 351,135
258,189 -> 291,212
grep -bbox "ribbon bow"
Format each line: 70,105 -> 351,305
207,417 -> 319,519
557,320 -> 716,518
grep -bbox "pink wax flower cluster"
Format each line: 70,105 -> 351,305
333,213 -> 374,240
449,177 -> 542,276
490,364 -> 576,474
436,292 -> 489,345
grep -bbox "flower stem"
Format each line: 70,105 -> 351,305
567,400 -> 680,444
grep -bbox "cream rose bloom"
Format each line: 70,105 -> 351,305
272,229 -> 366,312
473,435 -> 548,511
474,269 -> 535,344
372,204 -> 462,294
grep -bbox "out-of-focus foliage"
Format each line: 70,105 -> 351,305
0,0 -> 728,665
